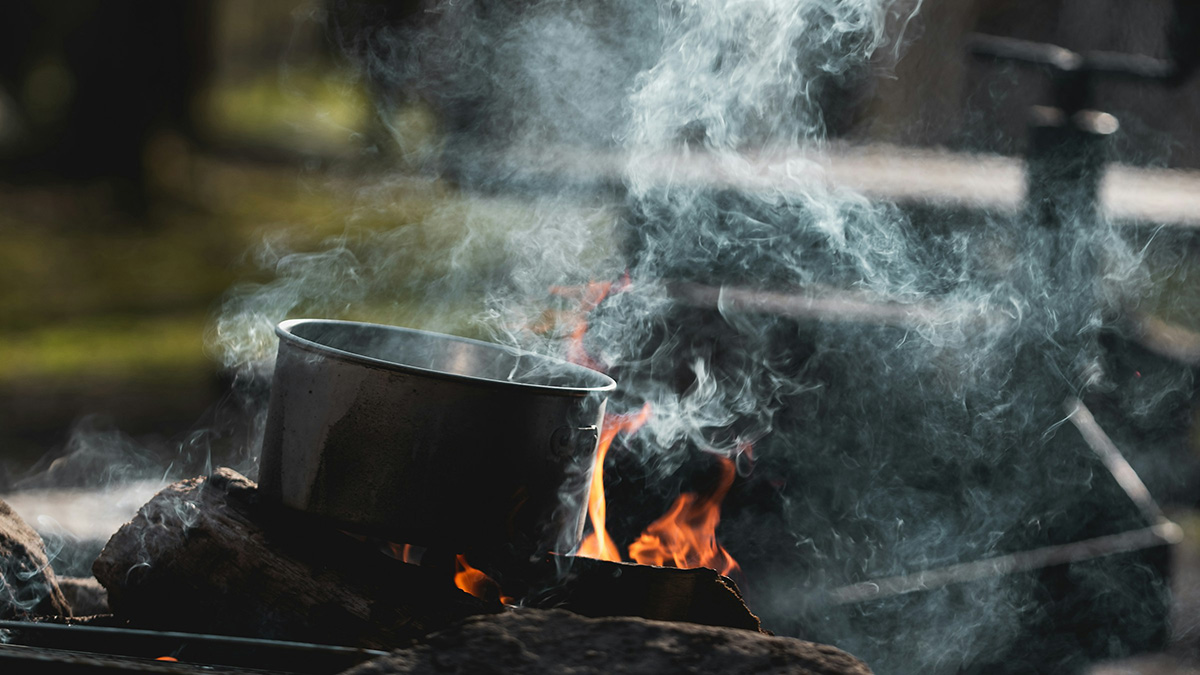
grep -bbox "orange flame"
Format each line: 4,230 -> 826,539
576,402 -> 652,561
627,456 -> 741,578
454,554 -> 513,604
550,275 -> 739,578
388,542 -> 422,564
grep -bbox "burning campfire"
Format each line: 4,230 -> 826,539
576,403 -> 652,563
574,402 -> 741,580
3,0 -> 1199,673
626,454 -> 741,578
556,278 -> 742,579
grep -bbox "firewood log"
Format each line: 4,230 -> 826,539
526,555 -> 762,632
93,468 -> 498,649
343,608 -> 871,675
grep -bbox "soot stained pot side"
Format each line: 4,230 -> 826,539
259,319 -> 615,562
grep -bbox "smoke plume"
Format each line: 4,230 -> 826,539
211,1 -> 1186,672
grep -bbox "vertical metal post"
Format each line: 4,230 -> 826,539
1024,105 -> 1118,232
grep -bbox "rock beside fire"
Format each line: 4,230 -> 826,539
92,468 -> 498,649
344,608 -> 872,675
0,498 -> 71,619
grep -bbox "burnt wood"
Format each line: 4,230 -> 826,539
525,555 -> 762,633
92,469 -> 499,650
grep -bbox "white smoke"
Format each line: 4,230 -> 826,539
209,1 -> 1183,672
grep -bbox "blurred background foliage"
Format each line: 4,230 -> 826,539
0,0 -> 627,481
0,0 -> 477,476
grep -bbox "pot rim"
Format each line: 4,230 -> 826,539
275,318 -> 617,396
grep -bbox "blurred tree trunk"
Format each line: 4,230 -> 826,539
0,0 -> 212,216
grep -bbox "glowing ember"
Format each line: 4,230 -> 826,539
577,402 -> 652,562
627,456 -> 741,578
388,542 -> 422,565
454,554 -> 513,604
454,554 -> 494,597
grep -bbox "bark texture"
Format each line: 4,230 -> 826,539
92,468 -> 498,649
344,608 -> 872,675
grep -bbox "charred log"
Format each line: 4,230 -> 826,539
525,555 -> 762,633
92,468 -> 498,650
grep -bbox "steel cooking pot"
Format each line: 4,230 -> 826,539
259,319 -> 615,560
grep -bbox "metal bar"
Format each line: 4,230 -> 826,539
0,621 -> 387,674
820,399 -> 1180,608
668,281 -> 1009,331
824,521 -> 1180,606
0,642 -> 273,674
1065,398 -> 1166,525
967,33 -> 1176,82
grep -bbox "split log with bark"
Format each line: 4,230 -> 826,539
344,608 -> 871,675
92,468 -> 498,650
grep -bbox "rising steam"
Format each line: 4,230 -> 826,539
211,1 -> 1183,672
